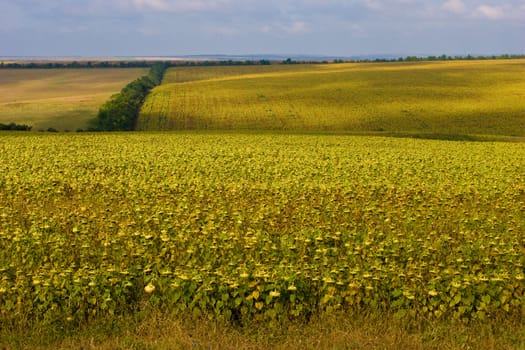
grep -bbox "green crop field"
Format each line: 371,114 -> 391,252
138,60 -> 525,138
0,68 -> 147,131
1,132 -> 524,348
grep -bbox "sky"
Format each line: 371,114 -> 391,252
0,0 -> 524,57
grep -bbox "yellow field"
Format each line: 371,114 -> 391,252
1,133 -> 524,349
138,60 -> 525,137
162,64 -> 317,83
2,61 -> 525,348
0,68 -> 147,131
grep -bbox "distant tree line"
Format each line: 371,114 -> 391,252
0,59 -> 275,69
1,55 -> 523,70
365,54 -> 525,63
92,63 -> 167,131
396,54 -> 525,62
0,122 -> 32,131
0,61 -> 158,69
170,59 -> 273,67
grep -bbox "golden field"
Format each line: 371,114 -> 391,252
0,68 -> 147,131
139,60 -> 525,138
1,132 -> 524,348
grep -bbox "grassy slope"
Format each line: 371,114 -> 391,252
138,60 -> 525,137
0,68 -> 147,131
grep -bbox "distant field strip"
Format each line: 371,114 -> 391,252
138,60 -> 525,136
0,68 -> 147,131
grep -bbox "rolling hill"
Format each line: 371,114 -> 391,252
138,60 -> 525,138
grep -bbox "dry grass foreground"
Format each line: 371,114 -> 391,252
7,311 -> 525,350
138,60 -> 525,137
0,68 -> 147,131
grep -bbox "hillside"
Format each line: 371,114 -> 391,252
0,68 -> 147,131
138,60 -> 525,138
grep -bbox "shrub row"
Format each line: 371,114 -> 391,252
94,63 -> 167,131
0,122 -> 32,131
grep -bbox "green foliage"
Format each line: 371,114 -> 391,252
0,133 -> 524,328
0,122 -> 32,131
147,62 -> 167,86
0,61 -> 163,69
96,76 -> 156,131
397,54 -> 525,62
95,63 -> 167,131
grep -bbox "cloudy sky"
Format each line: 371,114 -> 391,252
1,0 -> 524,57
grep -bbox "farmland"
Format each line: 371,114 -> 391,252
1,59 -> 525,348
1,132 -> 524,348
0,68 -> 147,131
138,60 -> 525,137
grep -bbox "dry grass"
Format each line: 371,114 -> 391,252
6,311 -> 524,350
0,68 -> 147,131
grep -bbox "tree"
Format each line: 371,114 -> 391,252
94,63 -> 167,131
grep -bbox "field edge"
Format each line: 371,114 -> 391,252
2,309 -> 524,350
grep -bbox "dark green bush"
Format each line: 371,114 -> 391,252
0,122 -> 32,131
94,63 -> 167,131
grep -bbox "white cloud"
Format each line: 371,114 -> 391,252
259,21 -> 310,34
57,24 -> 88,33
364,0 -> 383,11
285,21 -> 309,33
131,0 -> 171,11
207,25 -> 240,36
474,5 -> 505,20
443,0 -> 466,14
110,0 -> 239,13
137,26 -> 161,35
